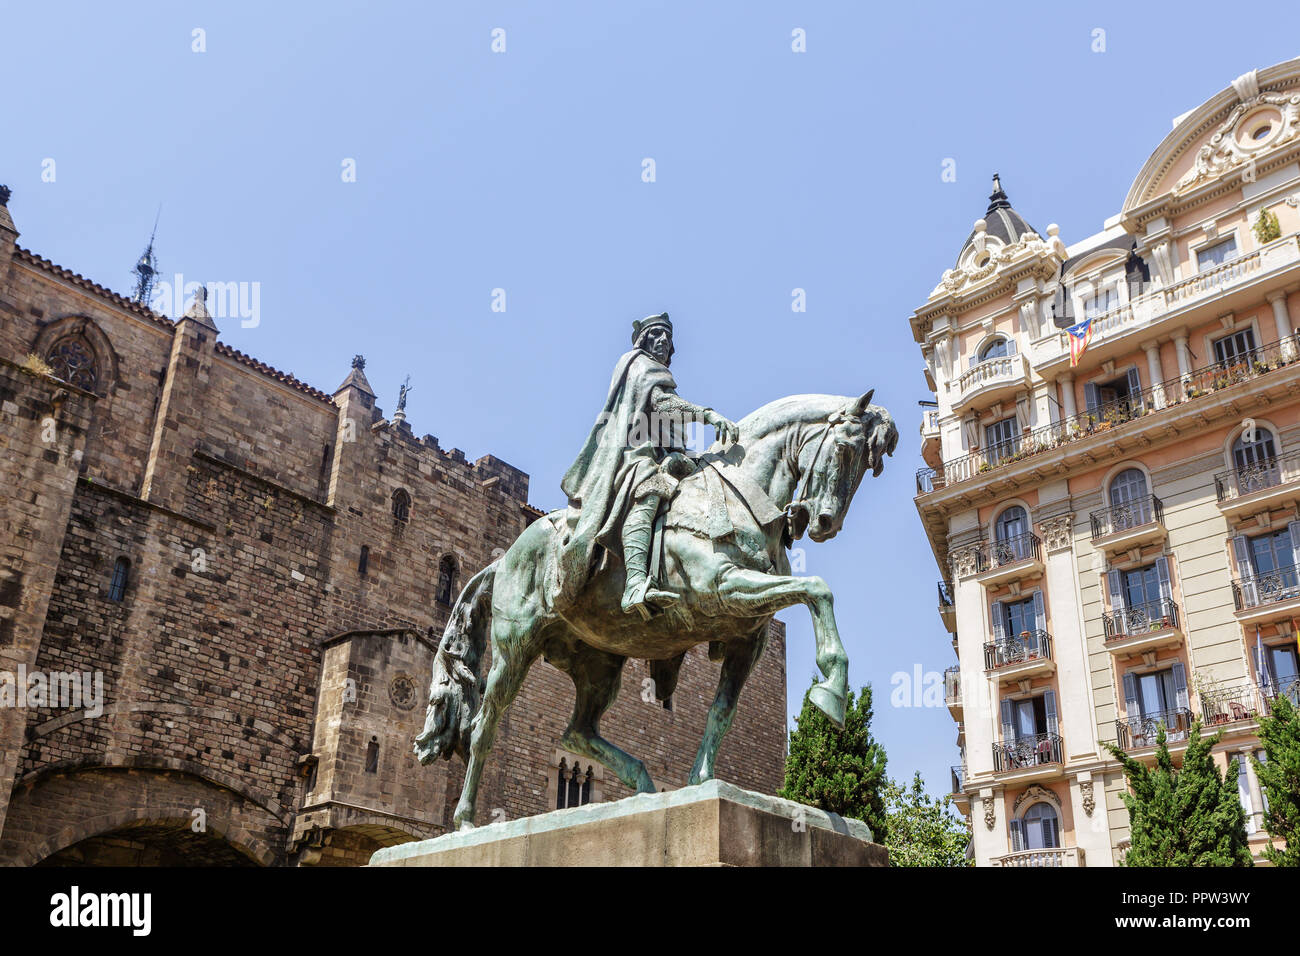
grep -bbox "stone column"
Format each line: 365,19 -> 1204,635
1268,290 -> 1294,360
1058,374 -> 1076,420
1241,745 -> 1266,837
1173,331 -> 1192,402
1143,340 -> 1165,409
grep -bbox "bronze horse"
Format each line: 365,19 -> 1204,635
415,390 -> 897,828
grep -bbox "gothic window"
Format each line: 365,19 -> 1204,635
436,555 -> 457,606
45,335 -> 99,392
365,737 -> 379,774
108,557 -> 130,602
555,758 -> 593,810
358,545 -> 370,576
392,488 -> 411,522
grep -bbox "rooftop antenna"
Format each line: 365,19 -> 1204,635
131,205 -> 162,306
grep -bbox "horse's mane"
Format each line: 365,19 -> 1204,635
737,394 -> 855,441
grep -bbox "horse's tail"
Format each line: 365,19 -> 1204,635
413,560 -> 497,765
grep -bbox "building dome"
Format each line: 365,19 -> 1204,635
956,175 -> 1038,268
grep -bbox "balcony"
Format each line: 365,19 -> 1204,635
1114,707 -> 1194,751
950,764 -> 970,814
1102,599 -> 1182,656
1201,681 -> 1265,730
992,733 -> 1063,779
1215,449 -> 1300,517
1090,495 -> 1166,552
1232,563 -> 1300,625
994,847 -> 1085,867
1036,232 -> 1300,370
922,334 -> 1300,495
984,631 -> 1054,679
972,532 -> 1043,586
938,579 -> 955,632
944,665 -> 962,719
952,351 -> 1029,414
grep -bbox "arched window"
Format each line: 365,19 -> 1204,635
436,555 -> 457,606
1109,468 -> 1148,508
108,557 -> 130,602
1233,427 -> 1277,472
980,338 -> 1009,361
1019,802 -> 1061,850
995,506 -> 1027,542
556,758 -> 594,810
45,335 -> 99,392
392,488 -> 411,522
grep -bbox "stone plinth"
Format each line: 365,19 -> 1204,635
368,779 -> 888,867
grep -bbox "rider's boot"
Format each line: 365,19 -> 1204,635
620,494 -> 677,621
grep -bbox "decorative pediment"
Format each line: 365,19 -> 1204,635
1012,783 -> 1061,816
1174,89 -> 1300,194
936,231 -> 1050,297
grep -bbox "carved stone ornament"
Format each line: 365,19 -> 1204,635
1175,90 -> 1300,194
1013,783 -> 1061,816
937,232 -> 1047,296
1080,779 -> 1096,817
983,796 -> 997,831
950,545 -> 980,579
1039,514 -> 1074,552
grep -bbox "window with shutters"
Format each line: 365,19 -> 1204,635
1119,660 -> 1190,748
978,337 -> 1011,362
1237,757 -> 1256,834
1232,526 -> 1300,609
1082,285 -> 1116,321
994,505 -> 1027,542
1259,643 -> 1300,705
1011,802 -> 1061,852
1197,236 -> 1238,272
987,590 -> 1049,667
1084,367 -> 1143,421
1232,426 -> 1278,477
995,690 -> 1061,770
984,418 -> 1019,465
1213,327 -> 1257,366
1104,557 -> 1176,636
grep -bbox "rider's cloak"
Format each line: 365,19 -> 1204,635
557,348 -> 679,600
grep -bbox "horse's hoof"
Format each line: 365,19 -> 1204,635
455,818 -> 476,832
809,683 -> 846,729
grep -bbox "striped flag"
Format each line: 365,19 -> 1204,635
1067,317 -> 1094,368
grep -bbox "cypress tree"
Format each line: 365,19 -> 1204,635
1105,719 -> 1252,866
780,678 -> 888,840
1251,693 -> 1300,866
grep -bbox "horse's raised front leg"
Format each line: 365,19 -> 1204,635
689,628 -> 768,785
453,624 -> 540,830
717,567 -> 848,727
558,642 -> 656,794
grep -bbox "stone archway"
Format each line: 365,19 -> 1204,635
1,763 -> 286,867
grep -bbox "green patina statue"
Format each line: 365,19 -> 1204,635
415,313 -> 897,830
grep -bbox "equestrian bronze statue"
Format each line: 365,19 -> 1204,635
415,313 -> 898,829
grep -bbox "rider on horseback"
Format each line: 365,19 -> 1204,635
558,313 -> 739,620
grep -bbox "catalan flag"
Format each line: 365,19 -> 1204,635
1067,316 -> 1094,368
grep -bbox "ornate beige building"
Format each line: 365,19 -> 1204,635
913,58 -> 1300,866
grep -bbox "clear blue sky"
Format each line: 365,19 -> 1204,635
4,1 -> 1298,797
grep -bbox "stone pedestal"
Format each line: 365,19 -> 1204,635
368,779 -> 888,867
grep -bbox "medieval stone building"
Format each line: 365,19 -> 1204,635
0,190 -> 787,866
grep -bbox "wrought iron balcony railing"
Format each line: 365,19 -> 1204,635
1090,495 -> 1163,539
974,532 -> 1041,573
1232,563 -> 1300,610
992,732 -> 1063,772
1115,707 -> 1194,750
1264,675 -> 1300,712
984,631 -> 1052,670
915,334 -> 1300,495
1102,598 -> 1180,640
1201,682 -> 1264,726
1215,448 -> 1300,502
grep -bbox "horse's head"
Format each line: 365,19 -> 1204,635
791,389 -> 898,543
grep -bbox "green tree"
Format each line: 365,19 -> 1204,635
1251,693 -> 1300,866
882,772 -> 971,867
780,679 -> 888,840
1105,719 -> 1252,867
